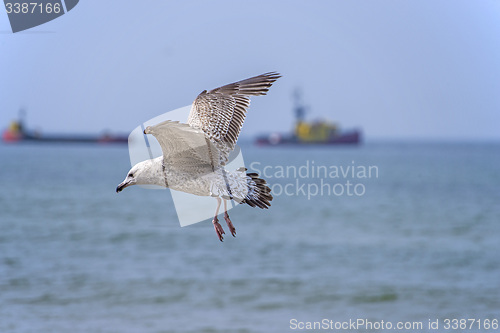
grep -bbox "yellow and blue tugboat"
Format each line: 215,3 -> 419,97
2,110 -> 128,144
255,91 -> 361,146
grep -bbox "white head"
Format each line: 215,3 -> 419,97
116,159 -> 162,193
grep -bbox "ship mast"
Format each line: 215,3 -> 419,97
293,88 -> 306,123
18,108 -> 26,134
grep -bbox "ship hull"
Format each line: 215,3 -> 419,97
255,130 -> 361,146
2,130 -> 128,144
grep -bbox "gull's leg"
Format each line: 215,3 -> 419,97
212,197 -> 225,242
223,199 -> 236,237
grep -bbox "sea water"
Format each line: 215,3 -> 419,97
1,142 -> 499,332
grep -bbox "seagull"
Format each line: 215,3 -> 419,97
116,72 -> 281,241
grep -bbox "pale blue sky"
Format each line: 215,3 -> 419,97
1,1 -> 499,140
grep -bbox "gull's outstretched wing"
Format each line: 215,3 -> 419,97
187,72 -> 281,165
144,120 -> 219,174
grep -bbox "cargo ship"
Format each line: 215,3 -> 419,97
2,111 -> 128,144
255,91 -> 361,146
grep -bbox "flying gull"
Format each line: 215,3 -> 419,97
116,72 -> 281,241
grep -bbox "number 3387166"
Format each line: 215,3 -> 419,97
5,2 -> 61,14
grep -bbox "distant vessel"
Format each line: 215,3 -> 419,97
255,91 -> 361,146
2,110 -> 128,144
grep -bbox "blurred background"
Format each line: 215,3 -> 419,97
1,1 -> 499,332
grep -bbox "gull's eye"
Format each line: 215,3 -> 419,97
128,173 -> 134,178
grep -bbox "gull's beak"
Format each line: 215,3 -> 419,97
116,178 -> 134,193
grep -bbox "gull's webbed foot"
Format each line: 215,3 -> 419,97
224,212 -> 236,237
212,216 -> 225,242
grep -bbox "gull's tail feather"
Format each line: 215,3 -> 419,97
241,172 -> 273,209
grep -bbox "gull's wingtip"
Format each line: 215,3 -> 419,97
263,71 -> 282,80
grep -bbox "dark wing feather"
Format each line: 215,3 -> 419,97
187,72 -> 281,164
